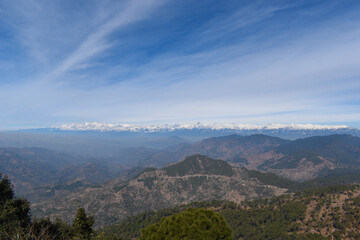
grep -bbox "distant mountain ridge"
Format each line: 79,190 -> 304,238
180,134 -> 288,164
21,122 -> 360,139
168,134 -> 360,181
0,147 -> 128,194
256,134 -> 360,180
274,134 -> 360,166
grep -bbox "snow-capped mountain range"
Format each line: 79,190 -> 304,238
13,122 -> 359,140
35,122 -> 358,139
56,122 -> 351,132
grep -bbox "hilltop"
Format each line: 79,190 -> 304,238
31,155 -> 288,227
163,154 -> 234,177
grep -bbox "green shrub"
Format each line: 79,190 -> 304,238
140,208 -> 233,240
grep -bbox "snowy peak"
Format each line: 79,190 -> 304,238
56,122 -> 351,132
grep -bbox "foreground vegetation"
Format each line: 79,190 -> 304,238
0,173 -> 100,240
140,208 -> 233,240
3,170 -> 360,239
106,185 -> 360,240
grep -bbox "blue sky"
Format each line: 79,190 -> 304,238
1,0 -> 360,129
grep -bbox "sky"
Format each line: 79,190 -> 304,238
0,0 -> 360,129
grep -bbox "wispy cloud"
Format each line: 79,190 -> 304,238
48,0 -> 167,83
0,0 -> 360,129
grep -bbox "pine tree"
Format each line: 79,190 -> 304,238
73,207 -> 94,239
0,173 -> 31,239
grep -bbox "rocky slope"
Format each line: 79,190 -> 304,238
31,155 -> 287,227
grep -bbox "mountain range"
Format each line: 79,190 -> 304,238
22,122 -> 360,139
177,134 -> 360,181
2,133 -> 360,196
2,133 -> 360,229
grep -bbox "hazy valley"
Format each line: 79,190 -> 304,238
2,131 -> 360,231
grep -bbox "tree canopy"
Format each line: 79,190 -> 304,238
140,208 -> 233,240
0,173 -> 98,240
0,173 -> 31,239
73,207 -> 95,239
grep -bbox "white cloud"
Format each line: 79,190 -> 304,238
46,0 -> 167,82
0,1 -> 360,128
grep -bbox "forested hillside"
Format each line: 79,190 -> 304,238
105,185 -> 360,240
